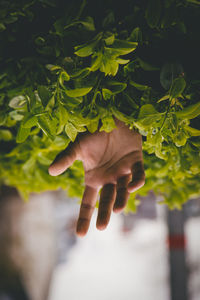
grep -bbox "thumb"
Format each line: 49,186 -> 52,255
48,142 -> 79,176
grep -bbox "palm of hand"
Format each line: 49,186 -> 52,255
49,119 -> 145,236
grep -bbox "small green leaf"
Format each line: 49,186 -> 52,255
0,23 -> 6,32
115,58 -> 130,65
0,112 -> 6,125
157,94 -> 170,103
100,116 -> 116,133
173,131 -> 187,147
170,77 -> 186,99
79,16 -> 95,31
87,119 -> 99,133
108,39 -> 138,55
0,129 -> 13,141
35,36 -> 45,46
9,95 -> 27,109
176,102 -> 200,119
129,27 -> 142,42
59,71 -> 70,88
38,86 -> 52,108
46,64 -> 62,71
104,33 -> 115,46
107,81 -> 127,94
130,80 -> 149,91
145,0 -> 161,28
16,125 -> 31,143
65,87 -> 93,97
102,11 -> 115,28
22,114 -> 38,128
138,58 -> 159,71
65,122 -> 78,141
102,88 -> 113,100
160,63 -> 184,90
69,68 -> 90,79
138,104 -> 158,119
184,125 -> 200,136
37,114 -> 56,139
59,104 -> 69,126
9,111 -> 24,121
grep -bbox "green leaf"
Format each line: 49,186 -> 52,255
59,104 -> 69,126
130,80 -> 149,91
74,44 -> 94,57
16,125 -> 31,143
87,119 -> 99,133
69,68 -> 90,79
138,58 -> 159,71
123,93 -> 139,109
176,102 -> 200,119
0,112 -> 6,125
100,116 -> 116,133
65,87 -> 93,97
46,64 -> 62,71
22,114 -> 38,128
104,33 -> 115,46
138,104 -> 158,119
38,86 -> 52,108
102,88 -> 113,100
0,129 -> 13,141
108,39 -> 138,55
145,0 -> 161,28
106,81 -> 127,94
22,157 -> 36,172
184,125 -> 200,136
59,71 -> 70,88
102,11 -> 115,28
64,17 -> 95,31
170,78 -> 186,99
160,63 -> 184,90
157,94 -> 170,103
173,131 -> 187,147
65,122 -> 78,141
0,23 -> 6,32
9,95 -> 27,109
37,114 -> 56,139
186,0 -> 200,5
35,36 -> 45,46
79,16 -> 95,31
9,111 -> 24,121
129,27 -> 142,42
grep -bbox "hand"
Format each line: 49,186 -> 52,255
48,119 -> 145,236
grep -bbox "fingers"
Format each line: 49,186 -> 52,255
48,142 -> 78,176
96,183 -> 116,231
113,174 -> 131,213
127,161 -> 145,193
76,186 -> 98,237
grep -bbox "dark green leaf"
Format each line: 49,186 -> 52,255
170,77 -> 186,99
16,126 -> 31,143
65,122 -> 78,141
65,87 -> 93,97
145,0 -> 161,28
38,86 -> 52,108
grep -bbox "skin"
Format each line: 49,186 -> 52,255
48,119 -> 145,237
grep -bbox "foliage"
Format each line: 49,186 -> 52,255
0,0 -> 200,209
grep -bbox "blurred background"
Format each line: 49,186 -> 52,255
0,187 -> 200,300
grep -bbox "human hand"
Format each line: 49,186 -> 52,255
48,119 -> 145,236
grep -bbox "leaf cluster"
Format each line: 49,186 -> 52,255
0,0 -> 200,210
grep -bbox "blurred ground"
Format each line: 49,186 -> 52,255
0,189 -> 200,300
